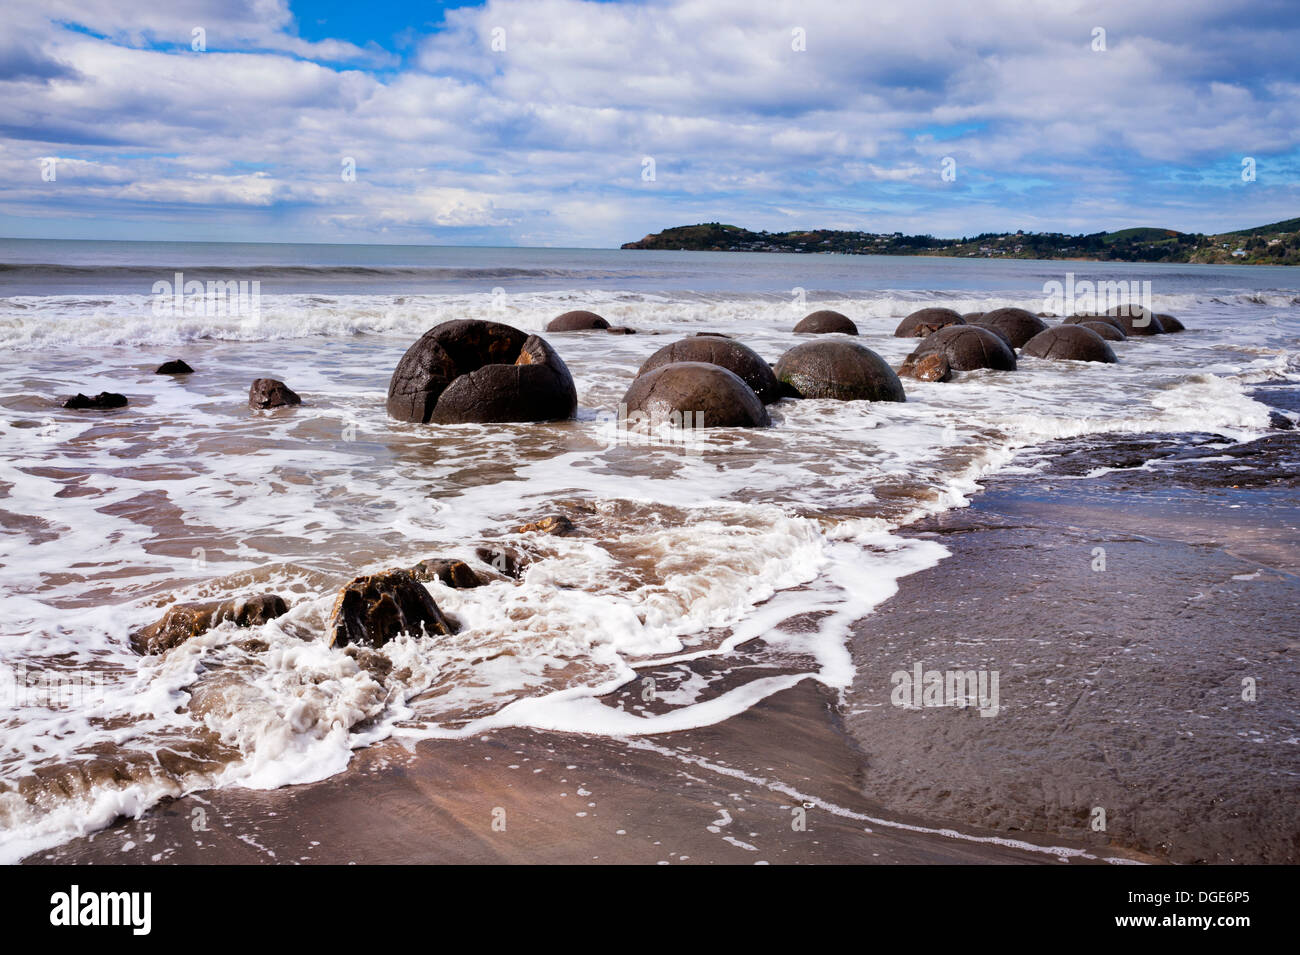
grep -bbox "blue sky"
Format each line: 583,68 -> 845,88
1,0 -> 1298,247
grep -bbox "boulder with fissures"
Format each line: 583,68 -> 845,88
896,352 -> 952,383
1021,325 -> 1118,363
1064,313 -> 1126,332
386,319 -> 577,424
794,310 -> 858,335
1079,320 -> 1127,342
972,308 -> 1049,349
637,336 -> 781,404
909,325 -> 1017,372
546,310 -> 609,332
326,569 -> 458,649
622,361 -> 770,427
130,593 -> 289,655
249,378 -> 301,409
1155,313 -> 1186,333
775,340 -> 907,401
1106,305 -> 1165,336
894,307 -> 965,338
410,558 -> 483,588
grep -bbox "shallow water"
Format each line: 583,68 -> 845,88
0,242 -> 1296,861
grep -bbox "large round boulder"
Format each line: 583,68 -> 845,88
547,310 -> 609,332
1079,320 -> 1126,342
1064,313 -> 1125,332
972,307 -> 1049,349
794,310 -> 858,335
622,362 -> 770,428
638,337 -> 781,404
1155,313 -> 1186,333
894,307 -> 965,338
1021,325 -> 1117,363
910,325 -> 1016,372
774,340 -> 906,401
387,320 -> 577,424
1106,305 -> 1165,336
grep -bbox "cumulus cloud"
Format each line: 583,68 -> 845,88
0,0 -> 1297,245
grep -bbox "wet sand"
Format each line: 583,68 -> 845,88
27,428 -> 1298,866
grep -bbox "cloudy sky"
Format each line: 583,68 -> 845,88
1,0 -> 1297,247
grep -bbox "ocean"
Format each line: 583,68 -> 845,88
0,238 -> 1297,862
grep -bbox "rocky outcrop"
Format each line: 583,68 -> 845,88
386,320 -> 577,424
637,337 -> 781,404
894,307 -> 965,338
1021,325 -> 1118,363
793,310 -> 858,335
249,379 -> 301,409
775,340 -> 907,401
621,362 -> 770,427
64,392 -> 127,410
130,593 -> 289,655
326,569 -> 457,649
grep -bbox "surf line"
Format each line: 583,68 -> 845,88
626,738 -> 1144,865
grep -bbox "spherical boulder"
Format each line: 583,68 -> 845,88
961,312 -> 984,323
1021,325 -> 1117,363
910,325 -> 1016,372
387,320 -> 577,424
972,307 -> 1049,349
895,307 -> 965,338
1065,313 -> 1125,332
547,310 -> 609,332
621,362 -> 770,428
638,337 -> 781,404
774,340 -> 906,401
794,310 -> 858,335
1079,320 -> 1126,342
1106,305 -> 1164,336
1155,313 -> 1186,333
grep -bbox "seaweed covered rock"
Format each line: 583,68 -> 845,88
131,594 -> 289,655
327,569 -> 457,649
387,320 -> 577,424
621,362 -> 770,427
637,337 -> 781,404
794,310 -> 858,335
972,308 -> 1049,349
894,307 -> 965,338
909,325 -> 1017,372
546,310 -> 609,332
775,340 -> 906,401
1021,325 -> 1118,363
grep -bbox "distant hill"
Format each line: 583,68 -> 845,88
622,219 -> 1300,265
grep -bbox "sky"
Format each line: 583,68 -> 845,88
1,0 -> 1298,248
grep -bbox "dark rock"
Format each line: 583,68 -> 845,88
410,558 -> 483,588
605,326 -> 637,335
622,362 -> 770,427
130,593 -> 289,655
910,325 -> 1017,372
775,340 -> 907,401
961,312 -> 984,323
326,569 -> 457,649
1155,313 -> 1186,333
894,307 -> 965,338
637,337 -> 781,404
155,359 -> 194,375
1079,320 -> 1127,342
249,378 -> 301,409
972,307 -> 1049,349
1106,305 -> 1165,336
475,545 -> 529,578
1021,325 -> 1118,363
386,320 -> 577,424
546,310 -> 609,332
1065,313 -> 1125,332
514,514 -> 576,536
63,392 -> 127,410
897,353 -> 952,382
794,310 -> 858,335
694,332 -> 732,338
1269,411 -> 1295,431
